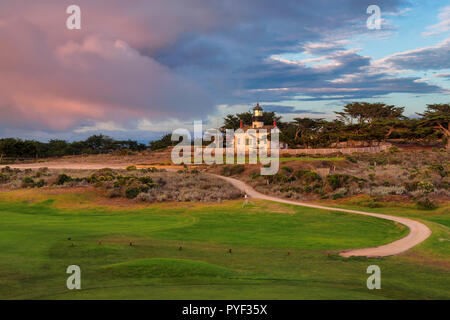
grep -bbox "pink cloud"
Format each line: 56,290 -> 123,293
0,0 -> 215,131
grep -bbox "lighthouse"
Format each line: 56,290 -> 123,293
252,103 -> 264,128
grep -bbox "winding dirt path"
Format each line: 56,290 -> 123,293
214,174 -> 432,258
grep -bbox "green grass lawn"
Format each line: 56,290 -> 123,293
0,192 -> 448,300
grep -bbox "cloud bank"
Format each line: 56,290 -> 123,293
0,0 -> 446,138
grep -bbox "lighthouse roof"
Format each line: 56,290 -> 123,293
253,103 -> 262,111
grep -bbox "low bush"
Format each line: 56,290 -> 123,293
417,181 -> 434,194
404,181 -> 418,192
125,186 -> 140,199
1,166 -> 12,173
139,176 -> 153,184
416,198 -> 438,210
268,173 -> 289,184
345,155 -> 358,163
21,177 -> 35,188
326,174 -> 350,190
251,172 -> 260,179
355,198 -> 384,208
221,165 -> 245,176
56,174 -> 72,185
331,193 -> 345,200
35,179 -> 45,188
281,166 -> 293,174
389,146 -> 400,153
294,170 -> 322,184
280,186 -> 300,193
428,164 -> 447,178
0,173 -> 9,183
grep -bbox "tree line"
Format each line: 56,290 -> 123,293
221,103 -> 450,149
0,134 -> 147,159
2,103 -> 448,157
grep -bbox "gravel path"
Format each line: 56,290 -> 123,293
214,174 -> 432,258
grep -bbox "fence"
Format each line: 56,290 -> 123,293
281,143 -> 392,155
190,143 -> 391,156
0,157 -> 39,164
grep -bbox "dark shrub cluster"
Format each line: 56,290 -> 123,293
221,165 -> 245,176
416,198 -> 439,210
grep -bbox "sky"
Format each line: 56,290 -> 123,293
0,0 -> 448,142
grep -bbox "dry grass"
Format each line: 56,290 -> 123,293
232,150 -> 450,203
0,167 -> 243,204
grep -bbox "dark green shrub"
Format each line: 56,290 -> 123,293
327,174 -> 365,190
0,173 -> 9,183
125,187 -> 140,199
38,167 -> 49,173
22,177 -> 34,187
389,146 -> 400,153
281,166 -> 293,174
345,155 -> 358,163
375,157 -> 388,166
416,198 -> 438,210
331,193 -> 345,200
221,166 -> 230,176
251,172 -> 260,179
156,177 -> 166,187
294,170 -> 321,183
404,181 -> 418,192
356,199 -> 384,208
108,188 -> 121,198
221,165 -> 245,176
139,176 -> 153,184
268,173 -> 288,183
280,186 -> 300,193
114,178 -> 126,188
56,174 -> 72,185
388,158 -> 402,165
326,174 -> 350,190
429,164 -> 446,178
35,179 -> 45,188
1,166 -> 12,173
